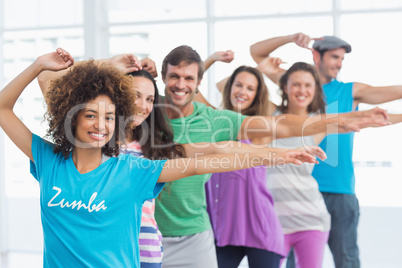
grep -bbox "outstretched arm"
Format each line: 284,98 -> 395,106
313,108 -> 398,144
157,148 -> 320,183
237,112 -> 390,143
182,140 -> 326,162
388,114 -> 402,124
353,82 -> 402,107
0,48 -> 73,161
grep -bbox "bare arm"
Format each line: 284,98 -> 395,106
37,48 -> 75,95
157,149 -> 320,183
388,114 -> 402,124
182,140 -> 326,161
38,52 -> 142,94
250,33 -> 318,84
193,90 -> 216,108
255,56 -> 286,85
250,32 -> 315,63
193,50 -> 235,107
0,49 -> 73,161
204,50 -> 234,71
353,82 -> 402,106
313,107 -> 390,144
237,113 -> 389,142
216,76 -> 229,93
140,57 -> 158,78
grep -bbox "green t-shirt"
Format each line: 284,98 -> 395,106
155,101 -> 247,236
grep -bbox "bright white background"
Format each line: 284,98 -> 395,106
0,0 -> 402,267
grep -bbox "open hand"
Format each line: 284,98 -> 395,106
281,149 -> 319,165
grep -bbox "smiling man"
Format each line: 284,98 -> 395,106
250,33 -> 402,268
154,45 -> 389,268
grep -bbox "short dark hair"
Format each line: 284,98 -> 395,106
161,45 -> 205,82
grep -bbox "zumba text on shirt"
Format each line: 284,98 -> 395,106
47,186 -> 107,212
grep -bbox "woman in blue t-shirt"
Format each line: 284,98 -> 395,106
0,49 -> 322,268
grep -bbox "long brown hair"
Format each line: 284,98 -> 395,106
278,62 -> 326,114
127,70 -> 185,160
222,66 -> 270,116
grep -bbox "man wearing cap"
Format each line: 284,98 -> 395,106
250,33 -> 402,268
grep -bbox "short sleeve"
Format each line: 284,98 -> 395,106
209,108 -> 247,141
122,156 -> 167,202
30,134 -> 57,182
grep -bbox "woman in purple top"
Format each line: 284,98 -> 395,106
205,66 -> 285,268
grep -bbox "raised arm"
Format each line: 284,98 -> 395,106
194,50 -> 234,107
250,33 -> 314,63
193,90 -> 216,108
256,56 -> 286,85
353,82 -> 402,107
38,51 -> 143,94
37,48 -> 75,94
203,50 -> 234,71
250,33 -> 317,84
140,57 -> 158,78
0,48 -> 73,161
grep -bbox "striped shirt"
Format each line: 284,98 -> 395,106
120,141 -> 163,267
266,111 -> 331,234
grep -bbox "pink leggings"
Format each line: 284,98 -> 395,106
281,230 -> 329,268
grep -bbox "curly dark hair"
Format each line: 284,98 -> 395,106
44,60 -> 137,158
127,69 -> 185,159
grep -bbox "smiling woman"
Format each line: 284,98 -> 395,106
222,65 -> 270,116
74,95 -> 116,149
44,58 -> 135,159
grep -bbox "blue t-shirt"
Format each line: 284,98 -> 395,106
29,134 -> 166,268
312,79 -> 356,194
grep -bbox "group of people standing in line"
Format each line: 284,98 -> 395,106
0,32 -> 401,268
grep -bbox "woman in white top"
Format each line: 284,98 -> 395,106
265,62 -> 330,268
